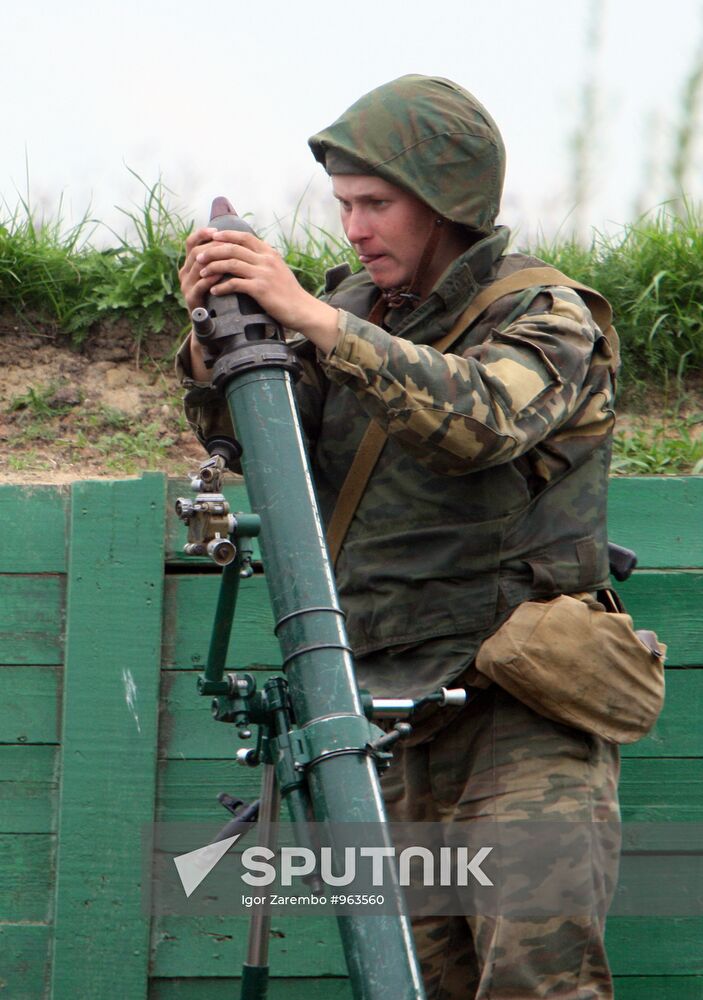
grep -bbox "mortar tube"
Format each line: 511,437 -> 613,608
219,366 -> 425,1000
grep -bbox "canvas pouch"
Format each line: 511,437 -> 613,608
475,592 -> 666,744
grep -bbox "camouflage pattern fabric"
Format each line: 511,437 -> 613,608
177,229 -> 618,697
176,74 -> 622,996
382,684 -> 620,999
313,253 -> 617,678
308,75 -> 505,236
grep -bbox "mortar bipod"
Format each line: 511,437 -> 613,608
205,684 -> 469,1000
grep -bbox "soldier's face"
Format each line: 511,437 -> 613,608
332,175 -> 437,290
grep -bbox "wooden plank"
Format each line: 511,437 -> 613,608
612,976 -> 703,999
149,976 -> 353,999
51,474 -> 167,1000
0,924 -> 51,1000
158,666 -> 699,761
608,477 -> 703,568
158,667 -> 703,762
162,570 -> 699,669
151,915 -> 346,977
166,476 -> 703,570
2,472 -> 690,995
0,746 -> 57,833
158,759 -> 703,826
607,918 -> 703,975
621,669 -> 703,759
162,500 -> 699,670
620,760 -> 703,821
616,570 -> 703,666
0,575 -> 64,665
149,976 -> 703,1000
0,665 -> 60,744
156,759 -> 262,824
162,575 -> 279,669
167,476 -> 703,570
158,671 -> 235,760
0,483 -> 68,573
149,915 -> 703,979
0,833 -> 52,921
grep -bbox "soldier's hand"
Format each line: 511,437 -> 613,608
179,227 -> 222,313
193,229 -> 316,329
186,228 -> 340,354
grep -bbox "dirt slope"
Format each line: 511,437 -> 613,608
0,315 -> 205,483
2,312 -> 700,484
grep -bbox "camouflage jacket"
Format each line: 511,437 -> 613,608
177,226 -> 618,697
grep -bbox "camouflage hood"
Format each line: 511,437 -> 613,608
308,74 -> 506,236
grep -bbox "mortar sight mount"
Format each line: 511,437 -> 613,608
175,436 -> 258,571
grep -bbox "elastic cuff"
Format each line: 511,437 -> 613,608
319,309 -> 370,381
175,335 -> 215,389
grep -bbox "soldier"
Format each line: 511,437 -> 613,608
178,75 -> 621,999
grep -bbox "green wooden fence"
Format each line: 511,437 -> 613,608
1,473 -> 701,999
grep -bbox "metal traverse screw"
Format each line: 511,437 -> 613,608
192,307 -> 216,338
368,722 -> 413,752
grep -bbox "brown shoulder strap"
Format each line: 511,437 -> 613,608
325,266 -> 615,566
325,420 -> 388,565
432,265 -> 614,354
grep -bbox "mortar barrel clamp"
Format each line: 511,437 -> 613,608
299,713 -> 405,772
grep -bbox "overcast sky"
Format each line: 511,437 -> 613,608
3,0 -> 702,247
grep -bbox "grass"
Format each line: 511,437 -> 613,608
9,382 -> 81,417
0,176 -> 360,349
2,177 -> 703,475
612,413 -> 703,475
90,170 -> 190,341
9,419 -> 179,476
2,179 -> 702,392
272,200 -> 359,296
7,450 -> 53,473
0,172 -> 191,343
533,202 -> 703,388
80,425 -> 176,473
5,375 -> 185,475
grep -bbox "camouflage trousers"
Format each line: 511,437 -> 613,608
381,683 -> 621,999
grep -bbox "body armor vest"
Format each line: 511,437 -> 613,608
311,255 -> 616,658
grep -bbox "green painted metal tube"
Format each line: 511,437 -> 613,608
221,368 -> 425,1000
204,554 -> 242,685
240,964 -> 269,1000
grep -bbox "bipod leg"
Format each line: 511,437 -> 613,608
240,764 -> 280,1000
205,554 -> 242,685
